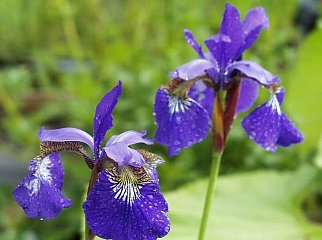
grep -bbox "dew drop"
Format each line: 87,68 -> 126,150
175,116 -> 182,124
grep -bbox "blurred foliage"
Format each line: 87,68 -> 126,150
0,0 -> 321,239
164,164 -> 322,240
286,28 -> 322,153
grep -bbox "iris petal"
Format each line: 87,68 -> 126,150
210,3 -> 243,68
242,96 -> 281,151
83,169 -> 169,240
227,61 -> 280,86
106,130 -> 153,146
154,88 -> 210,156
184,29 -> 205,58
169,58 -> 215,80
189,81 -> 215,118
204,33 -> 232,70
241,6 -> 269,52
276,113 -> 304,147
237,78 -> 259,113
104,142 -> 146,167
13,153 -> 71,219
93,81 -> 122,155
39,127 -> 94,151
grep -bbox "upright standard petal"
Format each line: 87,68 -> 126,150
237,78 -> 259,113
93,81 -> 122,156
13,153 -> 71,219
242,95 -> 281,151
154,88 -> 211,156
241,6 -> 269,52
39,127 -> 94,151
208,3 -> 244,68
204,33 -> 232,70
184,29 -> 205,58
227,61 -> 280,86
83,167 -> 170,240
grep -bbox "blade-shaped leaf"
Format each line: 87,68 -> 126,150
285,28 -> 322,152
164,166 -> 321,240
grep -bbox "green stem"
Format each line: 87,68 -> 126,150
84,223 -> 91,240
198,150 -> 223,240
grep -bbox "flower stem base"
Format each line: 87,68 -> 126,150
198,151 -> 223,240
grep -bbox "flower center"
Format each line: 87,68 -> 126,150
109,166 -> 142,205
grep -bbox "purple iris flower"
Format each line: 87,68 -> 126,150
14,81 -> 170,239
154,3 -> 303,156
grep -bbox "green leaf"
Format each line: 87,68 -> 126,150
285,28 -> 322,152
164,166 -> 322,240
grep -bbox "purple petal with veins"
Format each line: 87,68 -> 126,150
204,33 -> 232,70
242,95 -> 281,151
184,29 -> 205,58
218,3 -> 244,64
276,112 -> 304,147
93,81 -> 122,155
154,88 -> 210,156
83,170 -> 169,240
189,81 -> 215,118
13,153 -> 71,219
241,6 -> 269,52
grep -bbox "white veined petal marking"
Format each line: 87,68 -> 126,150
25,178 -> 41,197
25,155 -> 53,196
267,94 -> 281,115
107,165 -> 153,206
168,95 -> 192,114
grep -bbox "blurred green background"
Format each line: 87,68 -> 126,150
0,0 -> 321,239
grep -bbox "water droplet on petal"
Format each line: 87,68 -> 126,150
175,116 -> 182,124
